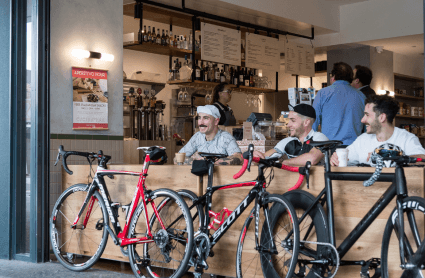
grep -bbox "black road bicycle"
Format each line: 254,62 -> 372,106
281,140 -> 425,278
176,145 -> 311,278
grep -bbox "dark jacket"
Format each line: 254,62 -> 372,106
360,85 -> 376,99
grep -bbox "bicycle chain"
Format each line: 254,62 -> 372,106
300,240 -> 340,278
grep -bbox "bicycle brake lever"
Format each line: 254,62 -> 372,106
54,152 -> 61,166
305,161 -> 311,189
247,144 -> 254,172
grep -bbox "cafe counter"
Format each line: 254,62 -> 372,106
62,164 -> 425,277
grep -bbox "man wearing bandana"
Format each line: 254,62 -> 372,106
178,105 -> 242,165
254,104 -> 328,166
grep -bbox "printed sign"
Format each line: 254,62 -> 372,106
201,23 -> 241,66
285,42 -> 315,77
245,33 -> 280,72
72,67 -> 108,129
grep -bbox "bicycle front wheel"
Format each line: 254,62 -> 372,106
236,194 -> 299,278
128,188 -> 194,278
50,184 -> 109,271
381,196 -> 425,278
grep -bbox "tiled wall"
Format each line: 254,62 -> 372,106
49,138 -> 124,212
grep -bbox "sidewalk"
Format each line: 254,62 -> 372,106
0,259 -> 135,278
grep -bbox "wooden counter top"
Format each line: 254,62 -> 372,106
62,165 -> 425,277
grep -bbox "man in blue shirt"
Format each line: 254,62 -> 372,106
313,62 -> 366,146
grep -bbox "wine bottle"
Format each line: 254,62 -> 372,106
156,29 -> 161,45
220,69 -> 226,83
239,67 -> 244,85
244,68 -> 250,86
147,26 -> 152,43
233,67 -> 239,85
173,35 -> 177,47
214,64 -> 220,82
143,25 -> 148,42
195,60 -> 201,81
161,30 -> 166,46
152,27 -> 156,43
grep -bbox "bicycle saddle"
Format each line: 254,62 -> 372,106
198,152 -> 227,160
308,140 -> 343,150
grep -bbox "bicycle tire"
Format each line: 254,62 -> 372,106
381,196 -> 425,278
283,190 -> 329,278
236,194 -> 300,278
177,189 -> 205,233
128,188 -> 194,278
50,183 -> 109,271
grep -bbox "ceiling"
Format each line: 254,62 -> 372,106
359,34 -> 424,57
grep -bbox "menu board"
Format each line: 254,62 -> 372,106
72,67 -> 109,129
245,33 -> 280,72
201,23 -> 241,66
285,42 -> 315,77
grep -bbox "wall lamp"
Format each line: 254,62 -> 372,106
72,49 -> 114,62
378,90 -> 394,96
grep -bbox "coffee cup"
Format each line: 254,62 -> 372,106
175,153 -> 186,165
336,148 -> 348,167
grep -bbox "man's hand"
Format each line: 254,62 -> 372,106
253,150 -> 265,159
192,152 -> 203,161
330,152 -> 339,166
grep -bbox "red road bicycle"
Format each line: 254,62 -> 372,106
50,145 -> 194,278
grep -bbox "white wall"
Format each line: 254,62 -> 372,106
218,0 -> 340,32
393,53 -> 425,79
50,0 -> 123,135
313,0 -> 423,47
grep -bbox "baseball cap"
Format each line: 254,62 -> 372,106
290,103 -> 316,119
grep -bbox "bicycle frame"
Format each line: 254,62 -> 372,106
190,161 -> 274,248
70,154 -> 166,247
298,150 -> 410,265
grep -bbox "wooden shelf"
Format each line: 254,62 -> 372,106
396,115 -> 424,120
394,94 -> 424,101
394,73 -> 424,83
124,42 -> 201,60
166,80 -> 275,92
123,79 -> 165,86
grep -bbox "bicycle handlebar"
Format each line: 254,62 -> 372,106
54,145 -> 111,175
233,144 -> 310,191
363,156 -> 423,187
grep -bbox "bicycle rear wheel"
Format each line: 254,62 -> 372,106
128,188 -> 194,278
236,194 -> 299,278
50,184 -> 109,271
381,196 -> 425,278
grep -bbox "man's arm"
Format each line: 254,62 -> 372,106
215,152 -> 243,165
282,148 -> 324,166
253,149 -> 277,159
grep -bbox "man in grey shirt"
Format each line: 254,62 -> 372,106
179,105 -> 242,165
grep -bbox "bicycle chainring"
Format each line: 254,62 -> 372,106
189,232 -> 211,270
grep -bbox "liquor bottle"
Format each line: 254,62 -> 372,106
161,30 -> 166,46
177,37 -> 181,49
249,68 -> 254,87
214,64 -> 220,82
147,26 -> 152,43
152,27 -> 156,43
233,67 -> 239,85
183,35 -> 188,50
241,39 -> 245,60
143,25 -> 148,42
173,35 -> 177,47
244,68 -> 250,86
203,62 -> 208,82
195,60 -> 201,81
224,64 -> 230,83
166,30 -> 170,46
239,67 -> 244,85
188,30 -> 193,51
156,29 -> 161,45
220,69 -> 226,83
208,63 -> 214,82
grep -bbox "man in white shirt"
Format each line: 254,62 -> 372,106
178,105 -> 242,165
331,95 -> 425,166
254,104 -> 328,166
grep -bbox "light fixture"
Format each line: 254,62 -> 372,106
377,90 -> 386,95
377,90 -> 395,97
72,49 -> 114,62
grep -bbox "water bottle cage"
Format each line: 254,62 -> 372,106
208,207 -> 233,231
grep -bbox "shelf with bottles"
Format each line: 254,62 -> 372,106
124,42 -> 201,60
396,115 -> 424,120
394,94 -> 424,101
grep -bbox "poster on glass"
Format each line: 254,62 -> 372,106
72,67 -> 108,130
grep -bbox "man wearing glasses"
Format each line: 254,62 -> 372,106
313,62 -> 366,147
212,83 -> 237,126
